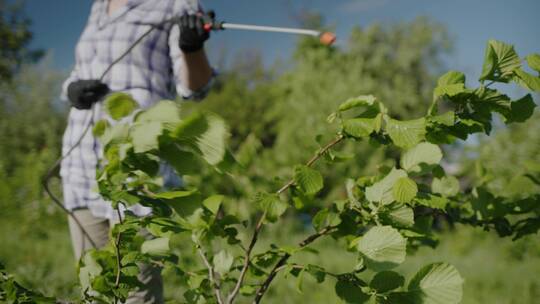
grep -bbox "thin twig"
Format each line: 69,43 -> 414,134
253,226 -> 337,304
197,246 -> 225,304
227,134 -> 345,304
113,205 -> 124,304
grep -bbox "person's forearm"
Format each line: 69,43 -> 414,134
181,49 -> 213,91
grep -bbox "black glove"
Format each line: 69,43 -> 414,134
67,80 -> 110,110
178,11 -> 214,53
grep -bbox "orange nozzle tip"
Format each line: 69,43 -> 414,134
319,32 -> 336,46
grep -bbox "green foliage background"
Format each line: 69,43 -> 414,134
0,16 -> 539,303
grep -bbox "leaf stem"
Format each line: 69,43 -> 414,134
113,205 -> 124,304
197,245 -> 225,304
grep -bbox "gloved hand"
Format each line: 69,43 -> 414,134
178,11 -> 215,53
67,80 -> 110,110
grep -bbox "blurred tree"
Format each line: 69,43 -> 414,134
0,0 -> 44,82
0,64 -> 66,226
465,111 -> 540,199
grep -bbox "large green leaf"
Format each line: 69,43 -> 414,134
507,94 -> 537,123
158,190 -> 202,217
400,142 -> 443,174
203,195 -> 224,215
195,114 -> 228,165
101,123 -> 129,147
414,193 -> 449,210
387,118 -> 427,149
343,118 -> 377,138
254,192 -> 288,223
141,237 -> 170,256
437,71 -> 466,86
525,54 -> 540,74
393,177 -> 418,203
365,168 -> 408,205
213,250 -> 234,276
172,112 -> 229,165
312,208 -> 342,232
407,263 -> 463,304
384,205 -> 415,227
130,121 -> 163,153
431,176 -> 460,197
104,92 -> 138,121
433,70 -> 466,101
356,226 -> 406,271
294,165 -> 324,195
159,143 -> 202,175
513,69 -> 540,92
370,271 -> 405,293
134,100 -> 180,124
480,40 -> 521,82
338,95 -> 377,112
335,279 -> 371,304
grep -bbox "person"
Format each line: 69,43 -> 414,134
60,0 -> 215,302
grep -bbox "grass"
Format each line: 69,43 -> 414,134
1,214 -> 539,303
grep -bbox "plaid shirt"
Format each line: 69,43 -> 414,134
60,0 -> 212,219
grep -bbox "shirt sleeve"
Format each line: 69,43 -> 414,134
168,0 -> 216,101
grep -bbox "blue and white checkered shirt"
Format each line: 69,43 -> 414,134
60,0 -> 213,220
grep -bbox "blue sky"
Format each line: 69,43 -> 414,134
24,0 -> 540,82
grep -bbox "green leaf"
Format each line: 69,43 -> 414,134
134,100 -> 180,124
414,193 -> 449,210
101,123 -> 129,147
385,205 -> 415,227
370,271 -> 405,293
407,263 -> 463,304
312,208 -> 342,232
480,40 -> 521,82
130,121 -> 163,153
173,112 -> 229,165
141,237 -> 170,256
159,143 -> 202,175
433,71 -> 466,101
513,69 -> 540,92
343,118 -> 377,138
203,195 -> 224,215
507,94 -> 537,123
335,279 -> 371,304
213,250 -> 234,276
338,95 -> 376,112
158,190 -> 202,217
401,143 -> 443,174
195,114 -> 229,165
386,118 -> 427,149
392,177 -> 418,203
525,54 -> 540,73
92,119 -> 109,137
294,165 -> 324,195
437,71 -> 466,86
306,264 -> 326,283
356,226 -> 406,271
105,92 -> 138,121
365,168 -> 408,205
254,192 -> 288,223
432,176 -> 460,197
79,251 -> 103,292
429,111 -> 455,126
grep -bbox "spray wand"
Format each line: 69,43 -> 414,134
202,14 -> 337,46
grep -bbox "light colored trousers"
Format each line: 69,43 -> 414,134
68,209 -> 164,303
